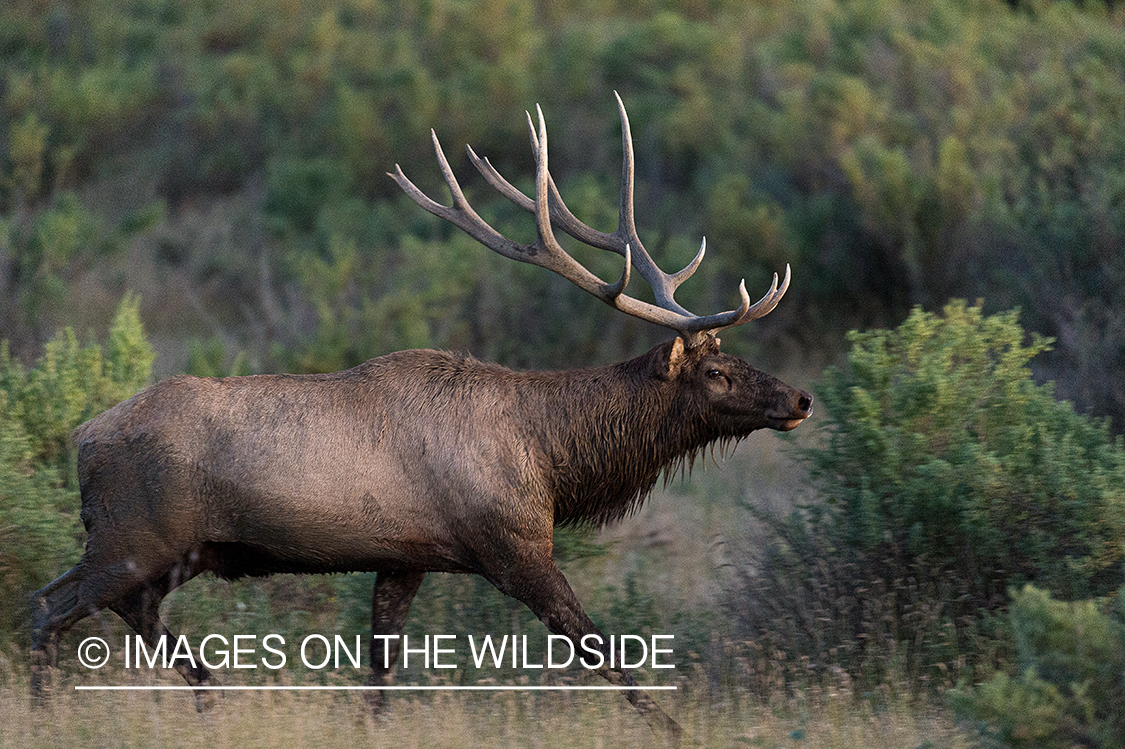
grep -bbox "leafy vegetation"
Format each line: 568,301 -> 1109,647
0,295 -> 154,631
730,301 -> 1125,689
955,584 -> 1125,748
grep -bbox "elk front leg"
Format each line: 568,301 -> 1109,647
491,553 -> 682,745
366,570 -> 426,714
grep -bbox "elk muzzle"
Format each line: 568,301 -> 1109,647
766,389 -> 814,431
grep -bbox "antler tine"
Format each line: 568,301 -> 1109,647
529,104 -> 632,301
392,97 -> 792,345
611,91 -> 712,310
717,264 -> 792,331
672,237 -> 707,288
746,263 -> 791,319
467,145 -> 619,251
390,132 -> 523,263
392,112 -> 631,306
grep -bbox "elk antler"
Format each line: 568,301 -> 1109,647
390,93 -> 790,347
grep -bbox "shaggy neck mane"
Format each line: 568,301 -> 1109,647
522,357 -> 725,527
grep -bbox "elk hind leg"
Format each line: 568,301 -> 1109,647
30,565 -> 89,704
365,570 -> 425,715
30,556 -> 170,702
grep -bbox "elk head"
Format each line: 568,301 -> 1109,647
390,93 -> 812,430
654,334 -> 813,436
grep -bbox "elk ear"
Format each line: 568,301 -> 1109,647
660,337 -> 687,379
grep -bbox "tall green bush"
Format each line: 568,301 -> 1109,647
0,294 -> 154,632
731,301 -> 1125,687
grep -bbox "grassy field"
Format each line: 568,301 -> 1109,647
0,674 -> 976,749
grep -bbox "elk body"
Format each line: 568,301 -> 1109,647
30,96 -> 812,740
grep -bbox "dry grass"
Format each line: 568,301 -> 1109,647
589,426 -> 815,610
1,676 -> 977,749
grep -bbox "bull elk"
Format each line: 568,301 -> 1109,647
30,94 -> 812,740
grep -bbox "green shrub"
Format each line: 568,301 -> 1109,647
812,299 -> 1125,600
0,192 -> 159,354
0,294 -> 154,631
730,300 -> 1125,687
264,157 -> 354,235
955,585 -> 1125,748
0,395 -> 79,632
1,293 -> 154,471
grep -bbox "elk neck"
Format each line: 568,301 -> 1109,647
523,352 -> 717,527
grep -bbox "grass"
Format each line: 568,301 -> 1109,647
0,672 -> 976,749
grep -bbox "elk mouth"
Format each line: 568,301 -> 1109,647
767,417 -> 808,432
766,392 -> 814,431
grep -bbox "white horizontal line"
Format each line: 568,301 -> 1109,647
75,685 -> 676,692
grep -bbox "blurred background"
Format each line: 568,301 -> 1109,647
2,0 -> 1122,410
2,0 -> 1124,745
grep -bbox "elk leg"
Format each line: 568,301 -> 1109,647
109,564 -> 216,711
365,569 -> 426,714
30,559 -> 157,702
30,565 -> 88,704
491,554 -> 682,745
30,548 -> 207,706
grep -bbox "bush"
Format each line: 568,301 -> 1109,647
730,300 -> 1125,688
0,294 -> 154,632
955,585 -> 1125,749
0,398 -> 79,632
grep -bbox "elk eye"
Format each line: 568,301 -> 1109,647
706,369 -> 723,379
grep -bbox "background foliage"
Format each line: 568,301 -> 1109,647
1,0 -> 1122,421
955,585 -> 1125,749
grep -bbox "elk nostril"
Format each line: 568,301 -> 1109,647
798,394 -> 813,413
